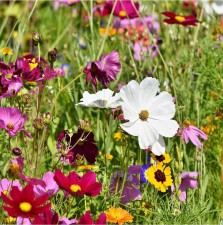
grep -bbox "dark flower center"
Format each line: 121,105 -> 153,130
155,155 -> 165,162
90,63 -> 99,73
154,170 -> 166,182
139,110 -> 149,121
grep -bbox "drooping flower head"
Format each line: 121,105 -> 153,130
104,207 -> 133,225
162,11 -> 200,26
109,166 -> 142,204
119,77 -> 179,155
144,163 -> 173,192
76,89 -> 121,108
57,128 -> 99,164
54,170 -> 102,197
83,51 -> 121,89
1,184 -> 51,219
171,171 -> 199,202
0,107 -> 31,138
79,210 -> 106,224
179,120 -> 207,149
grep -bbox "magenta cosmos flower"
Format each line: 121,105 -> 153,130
54,170 -> 102,197
57,128 -> 99,164
0,107 -> 31,138
0,178 -> 22,195
79,210 -> 106,225
171,172 -> 198,202
108,0 -> 140,19
109,166 -> 142,204
179,121 -> 207,149
1,184 -> 51,219
83,51 -> 121,89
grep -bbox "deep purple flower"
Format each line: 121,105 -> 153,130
109,165 -> 142,204
57,128 -> 98,164
79,210 -> 106,225
83,51 -> 121,89
0,107 -> 31,138
171,172 -> 199,202
140,155 -> 152,183
179,122 -> 207,149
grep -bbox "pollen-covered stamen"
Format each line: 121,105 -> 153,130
7,122 -> 14,130
19,202 -> 32,212
175,16 -> 185,22
5,73 -> 13,80
119,10 -> 126,17
154,170 -> 166,182
139,110 -> 149,121
3,190 -> 9,195
70,184 -> 81,193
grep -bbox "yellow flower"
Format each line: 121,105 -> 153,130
106,154 -> 113,160
0,47 -> 13,55
104,207 -> 133,225
144,163 -> 173,192
114,132 -> 122,141
5,217 -> 16,224
100,27 -> 117,37
78,165 -> 93,170
151,153 -> 171,164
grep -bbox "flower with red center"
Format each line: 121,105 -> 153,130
79,210 -> 106,224
0,107 -> 31,138
53,169 -> 102,197
1,184 -> 51,219
162,11 -> 200,26
108,0 -> 140,19
83,51 -> 121,89
57,128 -> 99,164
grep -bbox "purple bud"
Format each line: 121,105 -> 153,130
12,148 -> 22,156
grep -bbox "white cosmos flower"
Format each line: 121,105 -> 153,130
119,77 -> 179,155
76,89 -> 121,108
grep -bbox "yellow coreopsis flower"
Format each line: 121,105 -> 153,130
0,47 -> 13,55
151,153 -> 171,164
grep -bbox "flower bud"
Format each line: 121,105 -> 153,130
12,147 -> 22,156
33,118 -> 45,130
48,48 -> 58,68
32,32 -> 42,46
43,112 -> 52,125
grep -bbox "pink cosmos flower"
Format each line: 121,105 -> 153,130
0,178 -> 22,195
179,122 -> 207,149
79,211 -> 106,224
60,216 -> 78,224
171,172 -> 199,202
54,170 -> 102,197
0,107 -> 31,138
109,166 -> 142,204
83,51 -> 121,89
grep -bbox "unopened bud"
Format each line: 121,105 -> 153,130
78,119 -> 91,132
33,118 -> 45,130
48,48 -> 58,68
32,32 -> 42,46
12,148 -> 22,156
43,112 -> 52,125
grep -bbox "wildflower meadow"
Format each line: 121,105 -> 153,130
0,0 -> 223,224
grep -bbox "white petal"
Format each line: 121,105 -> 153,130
107,93 -> 122,108
139,77 -> 160,108
212,2 -> 223,15
120,102 -> 139,121
120,119 -> 141,136
149,119 -> 179,137
138,121 -> 159,149
149,91 -> 176,120
151,136 -> 165,156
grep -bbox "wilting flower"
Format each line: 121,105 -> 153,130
76,89 -> 121,108
57,128 -> 98,164
1,184 -> 51,219
0,178 -> 22,195
162,11 -> 200,26
144,163 -> 173,192
9,157 -> 24,178
171,172 -> 199,202
119,77 -> 179,155
179,121 -> 207,149
79,210 -> 106,224
83,51 -> 121,89
0,107 -> 31,138
54,170 -> 102,197
109,166 -> 142,204
0,47 -> 13,55
108,0 -> 140,19
104,207 -> 133,225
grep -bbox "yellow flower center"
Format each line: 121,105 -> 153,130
19,202 -> 32,212
119,10 -> 126,17
139,110 -> 149,121
175,16 -> 185,22
29,58 -> 38,71
3,190 -> 9,195
5,73 -> 13,80
7,122 -> 14,130
70,184 -> 81,193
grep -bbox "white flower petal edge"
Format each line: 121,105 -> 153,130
151,136 -> 165,156
76,89 -> 121,108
